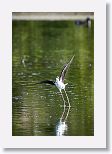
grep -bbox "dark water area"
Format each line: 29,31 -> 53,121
12,20 -> 94,136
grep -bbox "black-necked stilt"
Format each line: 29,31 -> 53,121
39,55 -> 75,121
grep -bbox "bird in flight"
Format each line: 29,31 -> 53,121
38,55 -> 75,121
39,55 -> 74,92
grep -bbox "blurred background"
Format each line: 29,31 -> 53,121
12,12 -> 94,136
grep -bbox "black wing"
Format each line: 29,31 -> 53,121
38,80 -> 55,85
59,55 -> 75,82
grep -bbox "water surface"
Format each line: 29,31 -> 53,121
12,20 -> 94,136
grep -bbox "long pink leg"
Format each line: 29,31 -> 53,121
64,89 -> 71,121
60,90 -> 66,121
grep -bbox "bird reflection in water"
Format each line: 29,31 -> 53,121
56,90 -> 71,136
38,55 -> 74,136
56,120 -> 68,136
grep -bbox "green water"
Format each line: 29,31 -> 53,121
12,20 -> 94,136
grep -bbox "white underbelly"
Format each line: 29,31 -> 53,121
55,81 -> 65,90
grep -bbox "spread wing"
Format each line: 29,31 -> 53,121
59,55 -> 75,82
38,80 -> 55,85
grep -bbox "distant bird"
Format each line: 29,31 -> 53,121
74,17 -> 91,28
38,55 -> 75,120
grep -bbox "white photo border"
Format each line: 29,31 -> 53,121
0,0 -> 106,148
